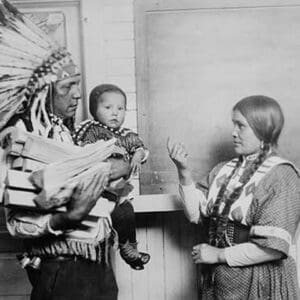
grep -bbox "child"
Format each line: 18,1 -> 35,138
73,84 -> 150,270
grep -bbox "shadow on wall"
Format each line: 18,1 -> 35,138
192,138 -> 235,182
208,139 -> 235,166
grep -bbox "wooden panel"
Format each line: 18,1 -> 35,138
145,213 -> 165,299
115,212 -> 199,300
136,2 -> 300,194
163,213 -> 198,299
164,214 -> 182,299
178,215 -> 199,299
113,253 -> 133,299
133,194 -> 182,212
131,216 -> 149,300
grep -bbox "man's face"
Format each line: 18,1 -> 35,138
53,75 -> 81,119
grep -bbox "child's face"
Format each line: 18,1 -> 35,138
95,91 -> 126,129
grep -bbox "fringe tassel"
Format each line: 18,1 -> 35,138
28,237 -> 112,264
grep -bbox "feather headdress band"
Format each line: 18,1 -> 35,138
0,0 -> 79,135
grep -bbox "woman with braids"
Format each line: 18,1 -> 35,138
167,95 -> 300,299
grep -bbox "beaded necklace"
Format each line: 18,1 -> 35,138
209,145 -> 271,248
48,113 -> 73,143
73,120 -> 125,145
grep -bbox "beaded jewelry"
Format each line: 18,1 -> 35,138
73,120 -> 126,145
209,143 -> 271,248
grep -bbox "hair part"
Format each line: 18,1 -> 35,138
233,95 -> 284,147
89,84 -> 127,119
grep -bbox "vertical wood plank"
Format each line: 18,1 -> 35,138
114,249 -> 133,300
179,215 -> 199,300
145,213 -> 165,300
131,218 -> 149,300
163,212 -> 183,300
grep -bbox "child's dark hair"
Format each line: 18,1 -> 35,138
89,84 -> 127,119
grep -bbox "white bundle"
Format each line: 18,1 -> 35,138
33,162 -> 111,210
29,138 -> 117,209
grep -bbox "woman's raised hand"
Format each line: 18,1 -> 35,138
167,137 -> 193,185
167,137 -> 189,171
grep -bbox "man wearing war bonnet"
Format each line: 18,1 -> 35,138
0,1 -> 129,299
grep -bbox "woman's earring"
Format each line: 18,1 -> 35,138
260,140 -> 265,150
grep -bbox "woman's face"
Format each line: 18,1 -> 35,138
231,110 -> 261,156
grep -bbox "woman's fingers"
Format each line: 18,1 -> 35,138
167,137 -> 172,154
167,139 -> 187,159
167,138 -> 190,171
172,145 -> 187,161
192,244 -> 202,251
167,138 -> 178,157
191,244 -> 203,263
176,146 -> 187,158
191,244 -> 222,264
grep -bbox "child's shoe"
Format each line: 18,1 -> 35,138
119,241 -> 150,270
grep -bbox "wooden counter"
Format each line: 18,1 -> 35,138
132,193 -> 182,213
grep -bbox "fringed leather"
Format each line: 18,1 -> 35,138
26,236 -> 113,264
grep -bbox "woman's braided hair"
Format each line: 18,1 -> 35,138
209,95 -> 284,247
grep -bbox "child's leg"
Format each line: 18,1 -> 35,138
111,200 -> 136,244
111,200 -> 150,270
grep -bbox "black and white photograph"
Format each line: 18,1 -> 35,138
1,0 -> 300,299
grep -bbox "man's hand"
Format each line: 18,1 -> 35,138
49,171 -> 108,230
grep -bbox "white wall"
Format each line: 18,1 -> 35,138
81,0 -> 140,195
81,0 -> 137,130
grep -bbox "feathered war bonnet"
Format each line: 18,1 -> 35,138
0,0 -> 79,136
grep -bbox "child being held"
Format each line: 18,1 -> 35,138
74,84 -> 150,270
